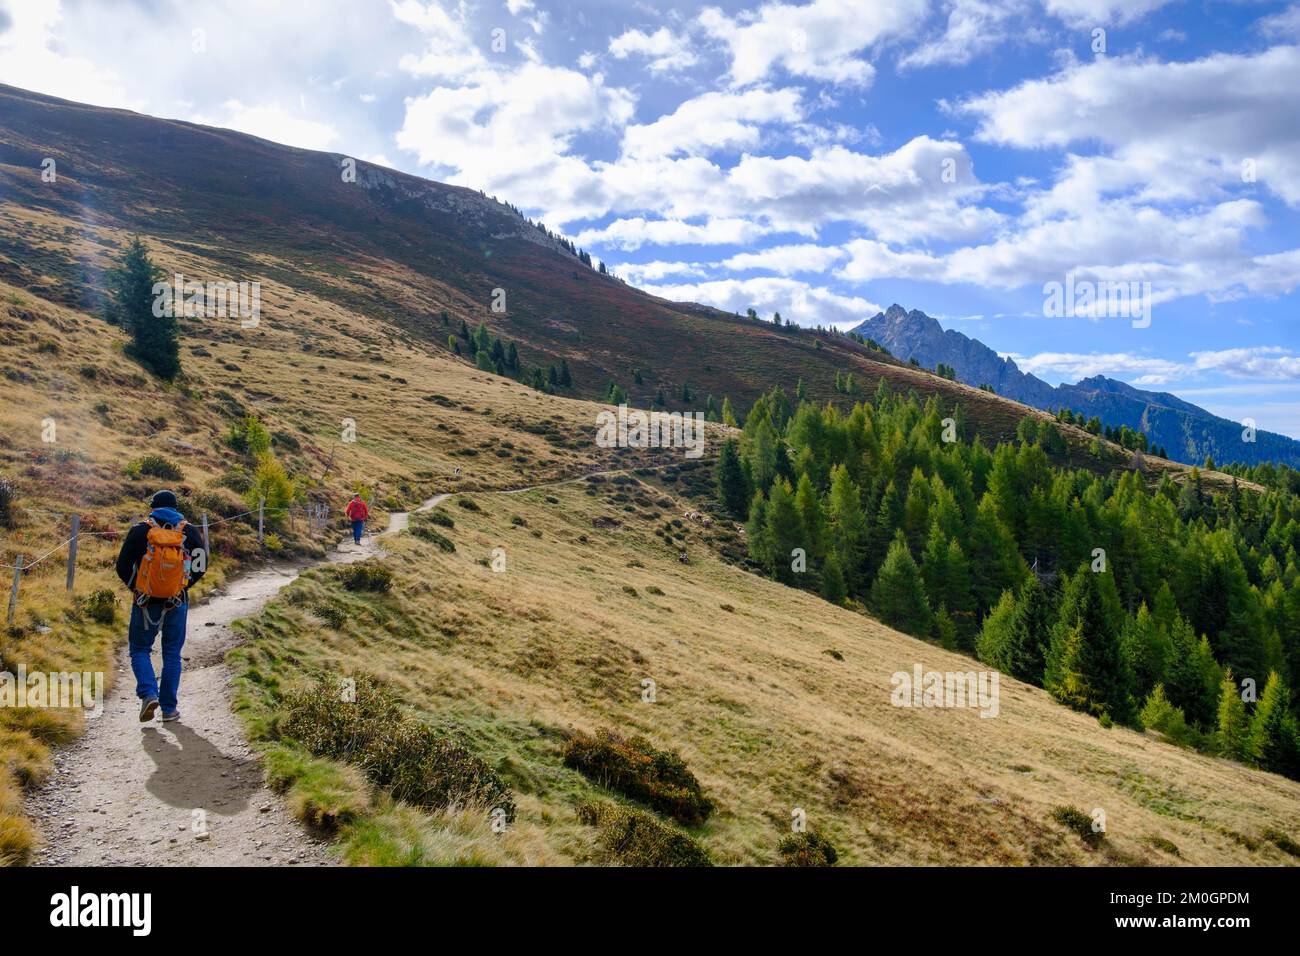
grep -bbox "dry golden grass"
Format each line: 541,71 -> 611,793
231,475 -> 1300,866
1,200 -> 1292,866
0,220 -> 704,863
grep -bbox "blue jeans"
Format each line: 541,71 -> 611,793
351,519 -> 364,543
128,601 -> 188,711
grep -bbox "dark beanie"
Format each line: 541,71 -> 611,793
150,489 -> 179,509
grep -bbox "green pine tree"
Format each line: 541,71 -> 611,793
1246,671 -> 1300,776
716,439 -> 750,519
1215,669 -> 1250,760
871,532 -> 932,638
827,464 -> 869,593
1121,603 -> 1173,702
765,479 -> 805,585
1164,617 -> 1221,728
721,396 -> 738,427
105,237 -> 180,381
1044,567 -> 1136,724
794,472 -> 825,561
745,490 -> 773,571
976,588 -> 1020,671
820,551 -> 847,605
934,604 -> 958,650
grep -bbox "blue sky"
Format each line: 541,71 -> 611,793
3,0 -> 1299,435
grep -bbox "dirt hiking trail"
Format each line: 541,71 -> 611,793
27,470 -> 654,866
26,506 -> 424,866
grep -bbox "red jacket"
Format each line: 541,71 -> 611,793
345,498 -> 369,521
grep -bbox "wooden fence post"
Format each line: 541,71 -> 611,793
7,555 -> 23,626
202,513 -> 210,558
258,498 -> 265,547
66,515 -> 80,592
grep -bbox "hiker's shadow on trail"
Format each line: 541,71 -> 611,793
140,725 -> 259,816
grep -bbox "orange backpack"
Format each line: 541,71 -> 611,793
135,518 -> 190,601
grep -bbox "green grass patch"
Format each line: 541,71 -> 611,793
263,743 -> 371,833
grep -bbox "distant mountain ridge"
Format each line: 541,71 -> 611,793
852,305 -> 1300,468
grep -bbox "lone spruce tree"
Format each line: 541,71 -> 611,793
105,237 -> 179,381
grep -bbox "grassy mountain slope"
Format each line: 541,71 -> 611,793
228,475 -> 1300,866
1,84 -> 1294,865
0,85 -> 1219,464
0,268 -> 684,862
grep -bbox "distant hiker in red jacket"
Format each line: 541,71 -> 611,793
345,494 -> 369,545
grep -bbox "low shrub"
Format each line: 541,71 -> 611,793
79,589 -> 118,625
426,511 -> 454,528
778,831 -> 839,866
1052,805 -> 1104,849
224,416 -> 272,456
214,466 -> 254,494
310,602 -> 347,629
336,561 -> 393,593
271,431 -> 301,453
125,454 -> 183,482
575,802 -> 712,867
279,675 -> 515,822
562,729 -> 714,826
1143,835 -> 1181,857
455,498 -> 481,512
187,487 -> 246,520
1139,685 -> 1204,749
1263,828 -> 1300,858
411,525 -> 455,552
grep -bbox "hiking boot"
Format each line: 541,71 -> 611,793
160,709 -> 181,722
139,697 -> 159,722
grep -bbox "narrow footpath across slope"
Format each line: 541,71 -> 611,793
27,465 -> 675,866
26,508 -> 415,866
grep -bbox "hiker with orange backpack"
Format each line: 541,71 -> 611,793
344,493 -> 369,546
114,490 -> 206,723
